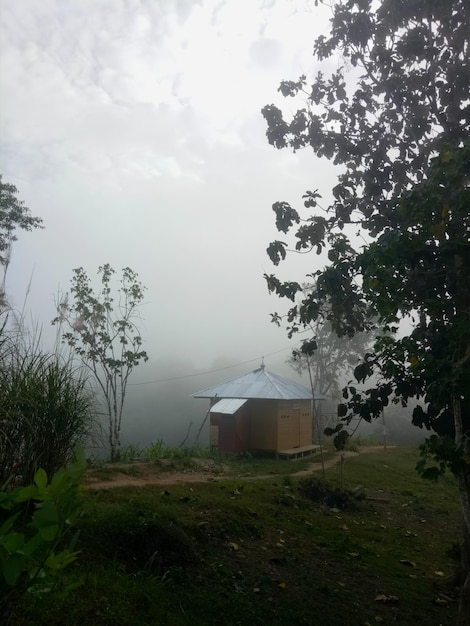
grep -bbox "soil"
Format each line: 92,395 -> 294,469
84,445 -> 390,490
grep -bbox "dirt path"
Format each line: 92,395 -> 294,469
84,446 -> 389,490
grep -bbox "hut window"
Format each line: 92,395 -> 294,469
292,402 -> 300,409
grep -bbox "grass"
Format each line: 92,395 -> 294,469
0,340 -> 94,487
114,440 -> 226,463
14,446 -> 462,625
86,445 -> 329,481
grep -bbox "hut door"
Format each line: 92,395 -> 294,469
278,407 -> 301,450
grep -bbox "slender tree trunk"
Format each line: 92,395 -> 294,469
111,410 -> 120,462
306,357 -> 325,478
109,418 -> 115,462
453,394 -> 470,625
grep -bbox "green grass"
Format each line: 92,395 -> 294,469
0,342 -> 94,487
87,446 -> 331,480
14,447 -> 462,625
114,440 -> 230,463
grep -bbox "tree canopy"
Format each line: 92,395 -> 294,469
53,264 -> 148,461
0,175 -> 43,306
287,313 -> 371,401
0,175 -> 43,265
262,0 -> 469,617
263,0 -> 469,433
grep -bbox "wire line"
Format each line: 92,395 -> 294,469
128,345 -> 293,386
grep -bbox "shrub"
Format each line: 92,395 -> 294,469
0,449 -> 86,625
0,329 -> 95,487
298,477 -> 365,510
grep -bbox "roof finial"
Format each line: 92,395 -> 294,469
260,357 -> 265,369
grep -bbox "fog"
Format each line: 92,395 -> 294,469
0,1 -> 428,453
117,352 -> 312,450
0,0 -> 336,449
1,0 -> 337,367
116,354 -> 427,452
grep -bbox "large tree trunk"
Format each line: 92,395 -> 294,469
456,477 -> 470,625
453,395 -> 470,625
457,519 -> 470,624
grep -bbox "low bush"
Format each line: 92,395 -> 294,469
0,449 -> 86,625
298,476 -> 365,510
0,331 -> 95,486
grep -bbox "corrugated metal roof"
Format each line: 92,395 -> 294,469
193,366 -> 324,400
210,398 -> 247,415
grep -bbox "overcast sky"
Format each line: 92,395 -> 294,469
0,0 -> 340,385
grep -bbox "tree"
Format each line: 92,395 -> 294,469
283,303 -> 372,400
0,175 -> 43,305
292,319 -> 372,442
262,0 -> 470,619
278,295 -> 373,445
53,265 -> 148,461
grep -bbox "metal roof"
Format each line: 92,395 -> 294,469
193,365 -> 323,401
210,398 -> 247,415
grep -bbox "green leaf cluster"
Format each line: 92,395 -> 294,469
53,265 -> 148,461
263,0 -> 470,445
416,435 -> 466,482
0,175 -> 43,263
0,448 -> 85,612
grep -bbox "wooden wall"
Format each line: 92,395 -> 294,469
210,403 -> 249,453
211,399 -> 312,453
249,400 -> 278,451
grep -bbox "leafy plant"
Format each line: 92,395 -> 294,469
0,448 -> 86,624
0,176 -> 43,307
0,176 -> 43,261
115,444 -> 145,462
0,329 -> 95,487
144,440 -> 169,460
262,1 -> 470,620
417,435 -> 467,482
53,265 -> 148,461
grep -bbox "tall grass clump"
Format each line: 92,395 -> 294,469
0,317 -> 96,487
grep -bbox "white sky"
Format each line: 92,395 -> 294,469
0,0 -> 339,383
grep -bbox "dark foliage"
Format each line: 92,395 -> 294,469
298,477 -> 365,510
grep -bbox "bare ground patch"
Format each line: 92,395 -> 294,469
84,446 -> 391,489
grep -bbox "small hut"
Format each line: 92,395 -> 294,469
192,365 -> 323,457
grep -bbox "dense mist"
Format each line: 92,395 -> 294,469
102,354 -> 430,454
119,354 -> 305,450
